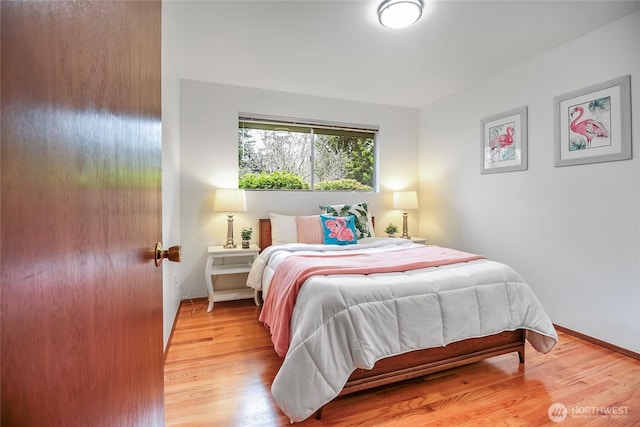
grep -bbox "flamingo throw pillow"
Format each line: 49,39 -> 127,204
320,214 -> 357,245
319,202 -> 374,239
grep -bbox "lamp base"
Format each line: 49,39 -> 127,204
224,213 -> 236,249
401,211 -> 411,239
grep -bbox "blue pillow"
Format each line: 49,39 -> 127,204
320,214 -> 357,245
319,202 -> 373,239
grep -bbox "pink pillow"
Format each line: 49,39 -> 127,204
295,215 -> 324,244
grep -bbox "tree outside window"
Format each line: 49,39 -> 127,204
238,116 -> 376,191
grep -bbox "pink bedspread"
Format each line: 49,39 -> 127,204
259,245 -> 485,357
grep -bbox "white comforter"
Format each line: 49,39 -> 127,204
247,240 -> 558,422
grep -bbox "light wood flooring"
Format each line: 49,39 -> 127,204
164,299 -> 640,426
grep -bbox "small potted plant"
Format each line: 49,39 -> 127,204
241,227 -> 253,248
384,223 -> 398,238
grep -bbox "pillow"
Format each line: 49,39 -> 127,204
269,213 -> 297,246
320,214 -> 357,245
295,215 -> 324,244
319,202 -> 374,239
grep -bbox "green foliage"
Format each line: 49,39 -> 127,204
314,178 -> 372,192
384,223 -> 399,234
385,223 -> 398,234
322,135 -> 374,187
589,96 -> 611,113
239,124 -> 375,191
241,227 -> 253,240
238,170 -> 310,190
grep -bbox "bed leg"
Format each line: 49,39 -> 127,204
315,407 -> 323,420
254,290 -> 263,306
518,346 -> 525,363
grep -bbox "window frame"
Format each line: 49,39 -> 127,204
238,113 -> 379,192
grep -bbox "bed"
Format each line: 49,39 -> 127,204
248,217 -> 557,422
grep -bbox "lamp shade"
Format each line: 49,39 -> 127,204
393,191 -> 418,210
378,0 -> 423,29
213,189 -> 247,212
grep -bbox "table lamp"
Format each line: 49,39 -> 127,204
213,189 -> 247,248
393,190 -> 418,239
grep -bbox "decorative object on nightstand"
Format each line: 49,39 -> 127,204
213,189 -> 246,249
204,244 -> 260,312
410,236 -> 428,245
240,227 -> 252,249
384,223 -> 399,238
393,190 -> 418,239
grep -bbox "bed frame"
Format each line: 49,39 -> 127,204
257,218 -> 525,419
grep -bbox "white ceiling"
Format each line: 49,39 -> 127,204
164,0 -> 640,108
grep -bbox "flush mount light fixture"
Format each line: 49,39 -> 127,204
378,0 -> 423,29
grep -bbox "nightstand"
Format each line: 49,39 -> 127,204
205,245 -> 260,312
410,237 -> 428,245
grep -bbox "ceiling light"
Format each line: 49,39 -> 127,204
378,0 -> 423,29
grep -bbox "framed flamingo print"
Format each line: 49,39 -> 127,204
481,106 -> 528,174
554,75 -> 631,167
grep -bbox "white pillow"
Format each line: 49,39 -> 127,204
269,213 -> 298,246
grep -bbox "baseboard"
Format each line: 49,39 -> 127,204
553,324 -> 640,361
164,303 -> 179,361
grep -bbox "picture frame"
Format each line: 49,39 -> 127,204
554,75 -> 631,167
481,106 -> 528,174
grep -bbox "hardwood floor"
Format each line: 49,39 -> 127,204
164,299 -> 640,426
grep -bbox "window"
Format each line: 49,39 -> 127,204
238,114 -> 377,191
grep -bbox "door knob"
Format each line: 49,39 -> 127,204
155,243 -> 181,266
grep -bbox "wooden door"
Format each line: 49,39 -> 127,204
1,1 -> 163,425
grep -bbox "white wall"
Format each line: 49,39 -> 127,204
419,12 -> 640,352
179,80 -> 419,298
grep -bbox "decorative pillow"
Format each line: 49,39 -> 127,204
295,215 -> 324,244
269,213 -> 297,246
319,202 -> 374,239
320,214 -> 357,245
